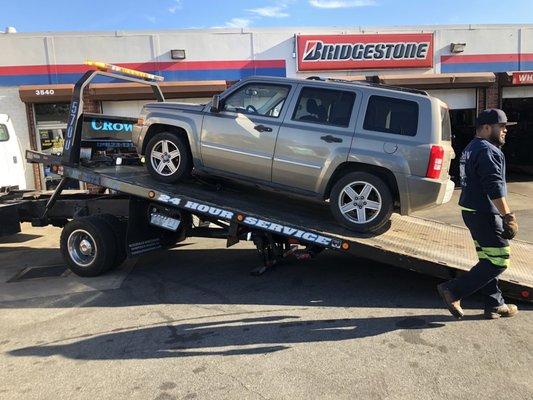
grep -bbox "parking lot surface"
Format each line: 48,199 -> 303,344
1,183 -> 532,400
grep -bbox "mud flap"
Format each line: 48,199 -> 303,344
126,197 -> 191,257
0,203 -> 21,237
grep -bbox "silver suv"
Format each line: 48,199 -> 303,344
133,76 -> 455,233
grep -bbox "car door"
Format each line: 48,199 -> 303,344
200,81 -> 294,183
0,120 -> 22,188
272,84 -> 360,194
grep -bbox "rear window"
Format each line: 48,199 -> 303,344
363,95 -> 419,136
441,106 -> 452,141
0,124 -> 9,142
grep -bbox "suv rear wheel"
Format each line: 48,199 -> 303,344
145,132 -> 192,183
330,171 -> 393,233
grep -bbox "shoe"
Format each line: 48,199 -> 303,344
484,304 -> 519,319
437,283 -> 464,319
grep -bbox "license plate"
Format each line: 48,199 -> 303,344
150,213 -> 181,231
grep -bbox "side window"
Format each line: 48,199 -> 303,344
0,124 -> 9,142
441,106 -> 451,141
292,87 -> 356,127
363,95 -> 419,136
223,83 -> 290,118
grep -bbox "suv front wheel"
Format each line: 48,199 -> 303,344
145,132 -> 192,183
330,171 -> 393,233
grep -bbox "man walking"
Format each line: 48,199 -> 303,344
438,109 -> 519,319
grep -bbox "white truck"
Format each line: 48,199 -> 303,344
0,114 -> 26,190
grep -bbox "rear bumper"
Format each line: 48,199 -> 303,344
401,176 -> 455,214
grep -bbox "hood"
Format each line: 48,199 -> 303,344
144,102 -> 206,113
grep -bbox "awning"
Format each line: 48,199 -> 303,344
504,71 -> 533,86
376,72 -> 496,89
19,80 -> 228,103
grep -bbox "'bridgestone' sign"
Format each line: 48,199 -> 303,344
297,33 -> 434,71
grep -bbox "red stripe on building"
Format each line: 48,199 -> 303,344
520,54 -> 533,61
441,53 -> 521,64
0,60 -> 286,76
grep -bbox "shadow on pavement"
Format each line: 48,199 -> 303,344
0,234 -> 42,244
9,313 -> 466,360
1,246 -> 531,313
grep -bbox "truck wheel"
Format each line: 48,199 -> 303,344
60,216 -> 117,277
94,214 -> 127,268
145,132 -> 192,183
330,171 -> 393,233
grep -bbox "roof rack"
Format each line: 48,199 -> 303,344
305,76 -> 428,96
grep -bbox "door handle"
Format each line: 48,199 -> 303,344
254,124 -> 273,133
320,135 -> 343,143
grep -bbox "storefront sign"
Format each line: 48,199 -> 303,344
82,115 -> 136,141
296,33 -> 433,71
512,72 -> 533,85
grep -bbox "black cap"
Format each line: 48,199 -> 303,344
476,108 -> 517,127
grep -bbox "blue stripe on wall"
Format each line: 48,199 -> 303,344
441,61 -> 519,73
520,61 -> 533,70
0,67 -> 287,87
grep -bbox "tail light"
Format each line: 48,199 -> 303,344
426,145 -> 444,179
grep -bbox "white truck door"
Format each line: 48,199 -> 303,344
0,114 -> 25,189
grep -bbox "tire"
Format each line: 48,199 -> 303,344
145,132 -> 192,183
94,214 -> 127,269
60,216 -> 117,277
330,171 -> 393,233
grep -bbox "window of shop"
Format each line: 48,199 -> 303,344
33,102 -> 77,190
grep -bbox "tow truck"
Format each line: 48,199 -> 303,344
1,62 -> 531,302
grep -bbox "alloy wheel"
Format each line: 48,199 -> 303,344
150,139 -> 181,176
338,181 -> 382,224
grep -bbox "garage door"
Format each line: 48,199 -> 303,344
102,98 -> 212,118
502,86 -> 533,99
426,89 -> 476,109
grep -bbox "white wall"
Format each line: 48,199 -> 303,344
1,25 -> 531,75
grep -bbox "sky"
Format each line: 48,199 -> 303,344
1,0 -> 532,33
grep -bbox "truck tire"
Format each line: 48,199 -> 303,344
60,216 -> 117,277
145,132 -> 192,183
94,214 -> 127,268
330,171 -> 393,233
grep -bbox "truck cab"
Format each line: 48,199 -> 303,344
0,114 -> 26,190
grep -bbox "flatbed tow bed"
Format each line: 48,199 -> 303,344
2,62 -> 531,303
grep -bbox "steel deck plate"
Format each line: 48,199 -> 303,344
65,165 -> 533,294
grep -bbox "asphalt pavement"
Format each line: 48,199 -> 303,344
0,182 -> 532,400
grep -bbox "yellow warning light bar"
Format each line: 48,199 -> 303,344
84,61 -> 164,82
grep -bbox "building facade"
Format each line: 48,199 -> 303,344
0,24 -> 531,189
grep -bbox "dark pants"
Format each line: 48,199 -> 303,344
446,211 -> 510,308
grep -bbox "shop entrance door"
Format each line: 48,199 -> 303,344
37,125 -> 78,190
502,94 -> 533,177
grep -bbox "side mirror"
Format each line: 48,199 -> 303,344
210,94 -> 221,113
